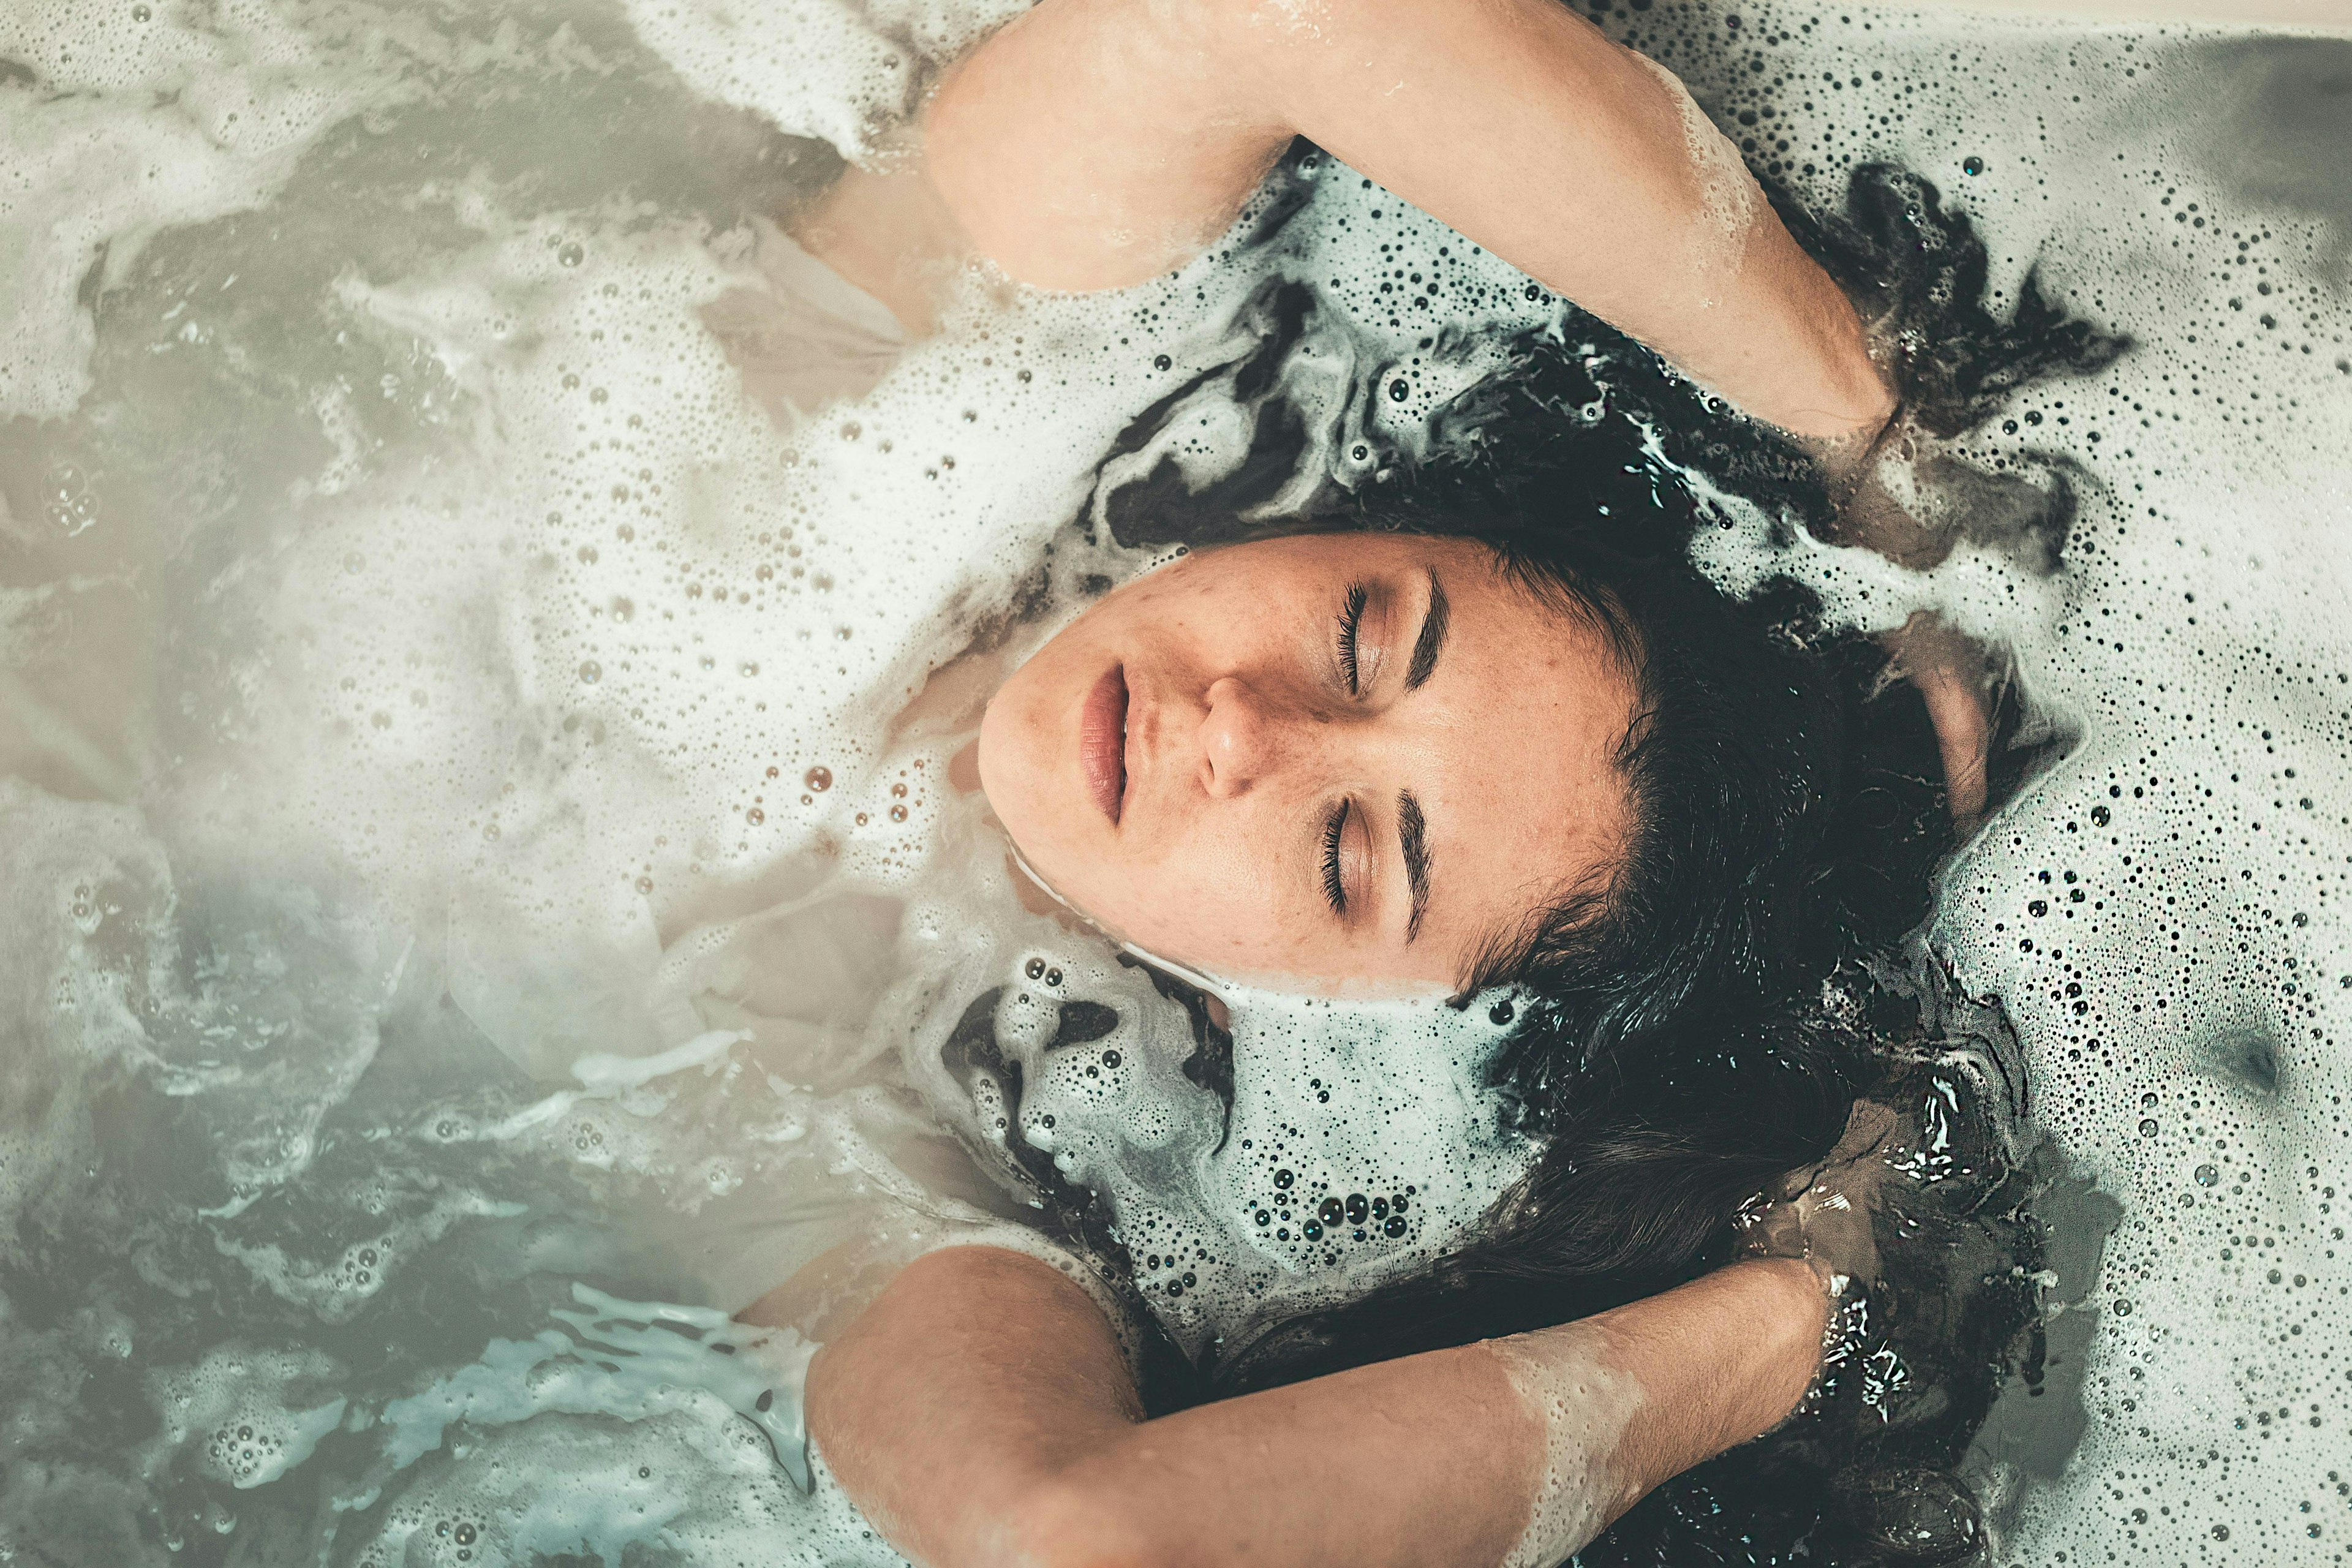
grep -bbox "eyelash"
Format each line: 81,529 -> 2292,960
1321,799 -> 1351,916
1336,582 -> 1368,695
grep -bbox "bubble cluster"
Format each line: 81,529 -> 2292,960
619,0 -> 1030,162
0,0 -> 2346,1563
892,851 -> 1535,1360
145,1344 -> 347,1492
1618,6 -> 2352,1559
0,0 -> 424,420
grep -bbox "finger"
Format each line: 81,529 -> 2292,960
1916,665 -> 1991,825
1838,1099 -> 1901,1159
1880,614 -> 1992,826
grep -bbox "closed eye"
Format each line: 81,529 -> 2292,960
1321,799 -> 1351,914
1335,582 -> 1368,695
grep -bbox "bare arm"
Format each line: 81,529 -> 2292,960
797,0 -> 1893,443
793,0 -> 1989,813
771,1248 -> 1826,1568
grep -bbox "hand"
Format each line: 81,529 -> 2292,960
1881,612 -> 1990,828
1807,417 -> 1994,829
1736,1100 -> 1898,1295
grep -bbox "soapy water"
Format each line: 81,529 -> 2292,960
1,0 -> 2350,1562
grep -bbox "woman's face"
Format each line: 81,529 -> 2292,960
976,533 -> 1637,996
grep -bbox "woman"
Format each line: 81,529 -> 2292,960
723,0 -> 2059,1561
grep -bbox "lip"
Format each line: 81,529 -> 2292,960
1080,664 -> 1129,825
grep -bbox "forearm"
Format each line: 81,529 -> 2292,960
910,0 -> 1890,440
1264,0 -> 1894,442
1047,1257 -> 1827,1568
805,1248 -> 1827,1568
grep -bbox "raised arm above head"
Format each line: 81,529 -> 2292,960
796,0 -> 1896,446
761,1246 -> 1828,1568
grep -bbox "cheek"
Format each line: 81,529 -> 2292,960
974,683 -> 1031,797
976,684 -> 1065,858
1090,830 -> 1304,971
1126,558 -> 1290,657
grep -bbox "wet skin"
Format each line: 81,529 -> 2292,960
976,533 -> 1638,996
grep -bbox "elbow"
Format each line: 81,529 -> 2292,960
996,1474 -> 1172,1568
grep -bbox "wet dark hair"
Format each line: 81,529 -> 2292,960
1082,160 -> 2124,1562
1187,413 -> 1892,1384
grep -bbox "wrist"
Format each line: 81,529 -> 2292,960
1736,224 -> 1899,448
1724,1257 -> 1837,1434
1736,1254 -> 1836,1344
1790,372 -> 1899,478
1578,1260 -> 1833,1501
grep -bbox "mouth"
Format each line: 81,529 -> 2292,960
1080,665 -> 1129,825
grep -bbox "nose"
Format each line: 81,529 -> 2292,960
1196,675 -> 1298,798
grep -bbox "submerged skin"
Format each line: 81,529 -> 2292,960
807,0 -> 1894,440
807,0 -> 1988,946
767,0 -> 1948,1560
750,1110 -> 1895,1568
771,1248 -> 1828,1568
977,534 -> 1635,995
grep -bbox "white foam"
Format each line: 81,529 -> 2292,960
1632,49 -> 1768,312
1490,1326 -> 1645,1568
619,0 -> 1030,164
2,0 -> 2348,1561
0,0 -> 431,421
1628,7 -> 2352,1556
886,818 -> 1541,1362
143,1343 -> 349,1492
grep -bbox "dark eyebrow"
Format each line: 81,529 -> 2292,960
1405,568 -> 1449,692
1398,790 -> 1433,943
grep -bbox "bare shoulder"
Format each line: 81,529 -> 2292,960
842,1243 -> 1123,1354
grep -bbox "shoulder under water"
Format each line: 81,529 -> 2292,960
0,1 -> 2348,1566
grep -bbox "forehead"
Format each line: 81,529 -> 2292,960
1197,528 -> 1487,579
1389,541 -> 1638,970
